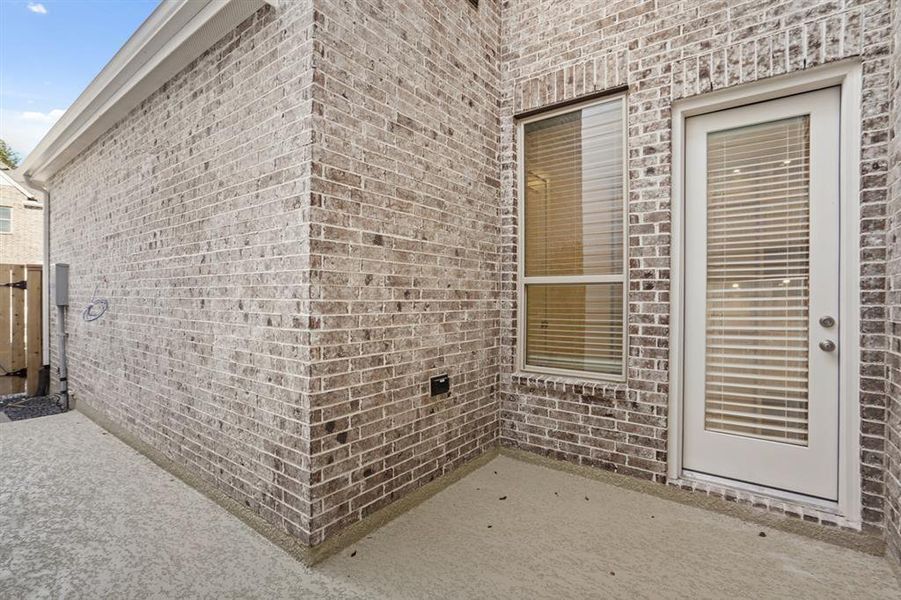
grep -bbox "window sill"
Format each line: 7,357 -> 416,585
509,371 -> 627,398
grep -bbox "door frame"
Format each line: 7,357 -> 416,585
668,60 -> 863,526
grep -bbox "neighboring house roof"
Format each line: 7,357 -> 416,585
19,0 -> 273,186
0,167 -> 38,202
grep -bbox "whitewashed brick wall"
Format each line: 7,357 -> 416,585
45,0 -> 901,553
49,4 -> 319,544
885,0 -> 901,565
0,184 -> 43,265
499,0 -> 894,532
305,0 -> 502,545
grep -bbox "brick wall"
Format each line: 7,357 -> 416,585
43,0 -> 900,551
0,182 -> 43,265
45,0 -> 502,549
885,0 -> 901,566
48,4 -> 319,544
498,0 -> 894,530
305,0 -> 502,545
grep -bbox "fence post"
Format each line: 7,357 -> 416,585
26,266 -> 43,396
9,265 -> 25,395
0,264 -> 11,395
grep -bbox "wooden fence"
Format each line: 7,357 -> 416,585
0,264 -> 42,396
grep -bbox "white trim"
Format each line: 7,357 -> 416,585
19,0 -> 272,184
515,93 -> 629,383
0,205 -> 12,234
39,180 -> 49,365
523,274 -> 624,285
668,60 -> 863,527
679,470 -> 847,517
837,63 -> 863,529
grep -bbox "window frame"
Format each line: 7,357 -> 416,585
0,206 -> 11,234
516,93 -> 629,382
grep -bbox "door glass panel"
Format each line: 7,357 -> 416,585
704,116 -> 810,445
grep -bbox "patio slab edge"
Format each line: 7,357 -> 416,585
73,399 -> 888,565
499,444 -> 886,557
76,401 -> 499,566
75,402 -> 316,565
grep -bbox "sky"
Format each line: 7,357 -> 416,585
0,0 -> 159,161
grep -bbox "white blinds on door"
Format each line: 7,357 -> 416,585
704,116 -> 811,446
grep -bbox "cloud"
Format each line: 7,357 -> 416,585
21,109 -> 65,123
0,108 -> 66,157
27,3 -> 48,14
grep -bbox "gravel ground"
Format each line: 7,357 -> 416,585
0,394 -> 65,421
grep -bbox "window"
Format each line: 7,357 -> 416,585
518,95 -> 626,379
0,207 -> 10,233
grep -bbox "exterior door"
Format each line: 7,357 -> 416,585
682,87 -> 841,501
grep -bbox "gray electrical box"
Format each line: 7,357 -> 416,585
52,263 -> 69,306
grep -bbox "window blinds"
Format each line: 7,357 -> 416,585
524,105 -> 624,276
522,98 -> 625,376
703,116 -> 811,445
525,284 -> 623,373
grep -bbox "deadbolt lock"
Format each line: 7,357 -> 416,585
819,340 -> 836,352
819,315 -> 836,328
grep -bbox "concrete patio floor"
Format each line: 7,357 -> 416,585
2,411 -> 899,599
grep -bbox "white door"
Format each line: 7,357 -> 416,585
682,87 -> 841,501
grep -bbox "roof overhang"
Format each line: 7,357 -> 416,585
0,168 -> 38,200
19,0 -> 274,185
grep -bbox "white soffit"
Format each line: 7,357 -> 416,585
19,0 -> 273,185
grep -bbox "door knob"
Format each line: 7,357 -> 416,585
819,340 -> 836,352
819,315 -> 835,328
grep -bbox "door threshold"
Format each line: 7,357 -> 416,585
680,470 -> 843,517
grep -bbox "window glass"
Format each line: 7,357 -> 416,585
0,207 -> 11,233
521,97 -> 626,377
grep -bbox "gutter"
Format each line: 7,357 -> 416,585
20,0 -> 273,185
25,173 -> 64,407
